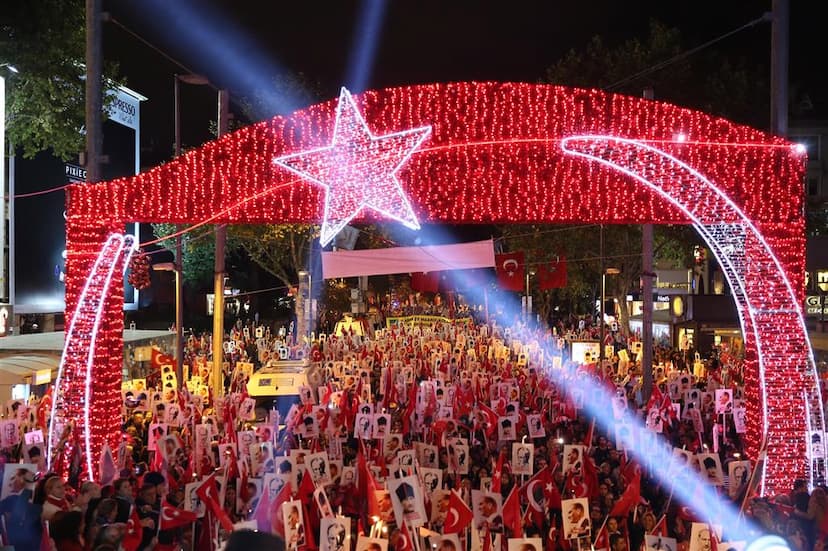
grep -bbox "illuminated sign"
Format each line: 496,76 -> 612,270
805,295 -> 827,316
35,369 -> 51,385
0,305 -> 11,337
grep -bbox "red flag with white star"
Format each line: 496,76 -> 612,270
444,489 -> 474,534
122,506 -> 143,551
195,473 -> 234,532
495,252 -> 525,291
159,503 -> 198,530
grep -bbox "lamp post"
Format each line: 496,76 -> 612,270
524,269 -> 535,321
298,270 -> 312,338
0,64 -> 17,304
173,73 -> 209,387
600,267 -> 621,373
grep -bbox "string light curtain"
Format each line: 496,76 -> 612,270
64,82 -> 810,492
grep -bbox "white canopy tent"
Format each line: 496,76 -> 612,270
0,329 -> 174,402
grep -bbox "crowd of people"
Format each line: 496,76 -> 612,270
0,314 -> 823,551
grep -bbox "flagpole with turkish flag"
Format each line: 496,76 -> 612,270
195,473 -> 234,533
495,252 -> 525,291
538,255 -> 567,289
443,489 -> 474,534
159,503 -> 199,531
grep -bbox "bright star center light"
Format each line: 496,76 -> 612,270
273,86 -> 431,246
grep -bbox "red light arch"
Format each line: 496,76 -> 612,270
60,82 -> 815,493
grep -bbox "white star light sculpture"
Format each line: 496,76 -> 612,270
274,87 -> 431,246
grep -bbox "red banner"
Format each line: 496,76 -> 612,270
411,271 -> 441,292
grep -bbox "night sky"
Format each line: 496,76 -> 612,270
104,0 -> 828,169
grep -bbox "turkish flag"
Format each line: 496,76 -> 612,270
538,256 -> 567,289
495,252 -> 525,291
411,271 -> 441,292
151,347 -> 175,370
196,473 -> 234,532
476,403 -> 499,437
502,487 -> 523,538
444,489 -> 474,534
491,448 -> 506,494
521,466 -> 561,513
396,525 -> 415,551
270,479 -> 294,537
122,507 -> 143,551
159,503 -> 198,530
609,470 -> 641,518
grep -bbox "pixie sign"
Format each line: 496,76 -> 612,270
62,82 -> 816,494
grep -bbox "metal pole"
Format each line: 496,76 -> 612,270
85,0 -> 103,183
525,271 -> 530,319
308,272 -> 313,336
0,75 -> 5,302
641,89 -> 656,402
771,0 -> 789,136
173,76 -> 184,385
642,224 -> 654,402
599,224 -> 605,369
212,89 -> 229,397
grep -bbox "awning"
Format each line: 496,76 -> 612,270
0,329 -> 175,387
321,239 -> 496,279
0,354 -> 59,386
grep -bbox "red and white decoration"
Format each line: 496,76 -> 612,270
61,82 -> 816,494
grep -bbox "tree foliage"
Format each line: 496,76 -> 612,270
150,223 -> 215,287
545,19 -> 767,126
0,0 -> 120,159
229,224 -> 318,288
499,222 -> 700,330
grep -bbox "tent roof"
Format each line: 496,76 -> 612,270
0,330 -> 174,352
0,330 -> 174,387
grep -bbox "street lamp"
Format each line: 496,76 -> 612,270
152,262 -> 182,384
524,269 -> 536,321
172,73 -> 209,388
298,270 -> 312,338
0,64 -> 18,305
600,267 -> 621,373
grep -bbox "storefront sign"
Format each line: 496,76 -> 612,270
806,295 -> 828,316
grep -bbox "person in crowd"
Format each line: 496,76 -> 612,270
49,510 -> 86,551
73,480 -> 101,515
42,475 -> 70,521
0,468 -> 41,551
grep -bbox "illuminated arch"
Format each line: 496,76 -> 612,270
61,82 -> 812,492
49,233 -> 135,477
561,136 -> 822,494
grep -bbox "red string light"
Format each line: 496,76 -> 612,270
62,82 -> 809,492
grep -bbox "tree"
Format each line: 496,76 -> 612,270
500,223 -> 699,334
230,224 -> 319,337
0,0 -> 120,159
545,19 -> 767,127
150,224 -> 216,287
501,20 -> 755,333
